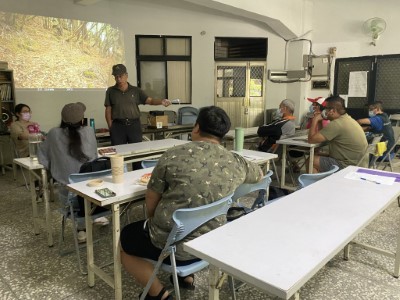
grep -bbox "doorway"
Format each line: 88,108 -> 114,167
215,62 -> 266,128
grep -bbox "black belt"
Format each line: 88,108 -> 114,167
113,118 -> 138,125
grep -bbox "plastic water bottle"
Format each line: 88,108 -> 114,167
90,118 -> 95,131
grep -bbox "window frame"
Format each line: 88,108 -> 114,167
135,35 -> 192,103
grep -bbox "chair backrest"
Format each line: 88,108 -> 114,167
141,159 -> 158,169
356,134 -> 383,167
178,106 -> 198,125
389,114 -> 400,126
140,111 -> 149,125
69,168 -> 112,184
232,170 -> 273,202
169,193 -> 233,244
298,165 -> 339,188
163,110 -> 177,125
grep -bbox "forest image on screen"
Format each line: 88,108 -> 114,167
0,12 -> 125,90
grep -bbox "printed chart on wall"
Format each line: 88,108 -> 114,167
348,71 -> 368,97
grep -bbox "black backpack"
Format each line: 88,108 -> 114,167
79,157 -> 111,173
76,157 -> 111,217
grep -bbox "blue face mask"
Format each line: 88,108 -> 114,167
368,110 -> 376,117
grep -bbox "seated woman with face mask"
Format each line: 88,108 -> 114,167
10,103 -> 40,158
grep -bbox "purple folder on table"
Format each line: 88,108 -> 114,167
357,168 -> 400,183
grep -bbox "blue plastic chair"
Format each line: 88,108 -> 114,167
141,159 -> 158,169
178,106 -> 198,125
140,193 -> 233,300
298,165 -> 339,188
58,168 -> 112,274
232,170 -> 273,210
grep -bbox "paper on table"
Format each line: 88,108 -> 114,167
345,171 -> 395,185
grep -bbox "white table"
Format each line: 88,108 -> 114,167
234,149 -> 277,171
184,166 -> 400,300
276,135 -> 322,189
67,168 -> 150,300
98,138 -> 188,164
67,149 -> 277,300
96,125 -> 194,144
224,127 -> 259,144
13,157 -> 53,246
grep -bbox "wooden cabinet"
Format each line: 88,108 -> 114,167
0,69 -> 15,126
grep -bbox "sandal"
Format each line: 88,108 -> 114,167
169,274 -> 195,290
138,287 -> 171,300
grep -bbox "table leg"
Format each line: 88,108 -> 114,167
85,198 -> 95,287
112,203 -> 123,300
209,265 -> 220,300
308,148 -> 315,174
280,145 -> 287,189
41,169 -> 53,247
30,172 -> 40,235
394,221 -> 400,278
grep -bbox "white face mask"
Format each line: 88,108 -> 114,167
368,110 -> 376,117
21,112 -> 31,121
275,108 -> 283,119
321,110 -> 328,119
309,105 -> 315,113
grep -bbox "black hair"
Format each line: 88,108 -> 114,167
195,106 -> 231,141
60,121 -> 89,163
325,95 -> 346,115
14,103 -> 31,121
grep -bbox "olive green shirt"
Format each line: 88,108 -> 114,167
147,141 -> 262,260
319,113 -> 368,167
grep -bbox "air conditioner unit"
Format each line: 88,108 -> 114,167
268,70 -> 307,80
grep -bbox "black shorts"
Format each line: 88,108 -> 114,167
120,220 -> 199,266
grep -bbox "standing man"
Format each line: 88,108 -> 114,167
104,64 -> 171,146
308,95 -> 368,173
357,101 -> 395,160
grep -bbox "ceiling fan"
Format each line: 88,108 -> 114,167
363,17 -> 387,46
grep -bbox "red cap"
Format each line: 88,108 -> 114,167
307,97 -> 326,107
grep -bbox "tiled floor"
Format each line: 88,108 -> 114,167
1,165 -> 400,300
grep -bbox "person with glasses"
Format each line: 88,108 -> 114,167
308,95 -> 368,173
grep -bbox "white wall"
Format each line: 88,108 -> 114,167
1,0 -> 287,131
7,0 -> 397,131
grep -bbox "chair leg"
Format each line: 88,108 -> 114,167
169,251 -> 181,300
140,254 -> 169,300
228,275 -> 237,300
271,159 -> 280,186
58,215 -> 66,256
70,207 -> 87,275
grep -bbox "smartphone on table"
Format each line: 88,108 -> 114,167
95,188 -> 116,198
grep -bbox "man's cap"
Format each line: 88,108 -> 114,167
61,102 -> 86,124
307,97 -> 326,107
112,64 -> 127,76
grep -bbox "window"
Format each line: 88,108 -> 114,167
136,35 -> 191,103
214,37 -> 268,61
334,54 -> 400,118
